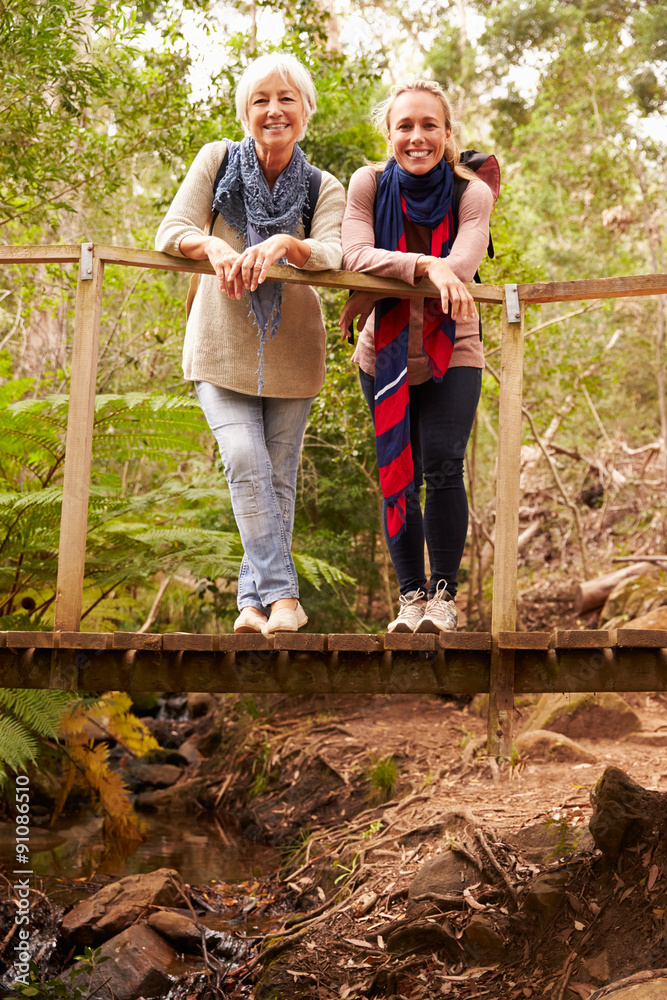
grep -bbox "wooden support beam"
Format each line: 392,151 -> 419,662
488,296 -> 526,758
0,634 -> 665,694
52,249 -> 104,650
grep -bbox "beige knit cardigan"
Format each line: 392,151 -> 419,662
156,140 -> 345,398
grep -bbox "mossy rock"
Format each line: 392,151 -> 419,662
470,692 -> 537,719
522,692 -> 640,740
600,574 -> 667,626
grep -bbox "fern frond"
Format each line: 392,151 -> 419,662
0,715 -> 40,775
0,689 -> 72,738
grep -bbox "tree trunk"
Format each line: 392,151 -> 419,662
573,562 -> 658,614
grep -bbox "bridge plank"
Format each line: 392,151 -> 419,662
498,632 -> 551,650
383,633 -> 436,651
614,629 -> 667,647
6,632 -> 55,648
328,634 -> 383,652
438,632 -> 491,650
552,630 -> 614,648
162,633 -> 214,651
113,632 -> 162,650
273,633 -> 326,652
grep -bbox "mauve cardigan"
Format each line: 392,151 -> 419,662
342,165 -> 493,382
156,140 -> 345,398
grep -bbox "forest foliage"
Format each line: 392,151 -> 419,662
1,0 -> 666,641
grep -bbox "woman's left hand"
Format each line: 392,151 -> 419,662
230,235 -> 311,292
416,256 -> 477,322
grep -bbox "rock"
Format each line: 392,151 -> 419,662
589,971 -> 667,998
134,777 -> 209,813
462,913 -> 507,962
123,761 -> 184,792
589,766 -> 667,860
178,734 -> 203,765
408,849 -> 483,902
625,731 -> 667,747
515,729 -> 597,764
81,923 -> 178,1000
509,821 -> 594,863
187,692 -> 217,717
61,868 -> 186,946
352,891 -> 378,917
147,910 -> 202,951
523,692 -> 640,740
581,950 -> 611,984
600,574 -> 667,627
623,605 -> 667,630
386,919 -> 460,959
523,870 -> 569,923
142,747 -> 190,767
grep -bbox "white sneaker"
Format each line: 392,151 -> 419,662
386,590 -> 427,633
234,607 -> 268,633
261,600 -> 308,635
416,581 -> 457,633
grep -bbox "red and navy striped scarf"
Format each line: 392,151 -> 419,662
373,157 -> 456,538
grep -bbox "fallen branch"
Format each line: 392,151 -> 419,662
474,829 -> 518,907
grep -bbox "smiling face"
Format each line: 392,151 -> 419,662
245,70 -> 308,160
387,90 -> 451,175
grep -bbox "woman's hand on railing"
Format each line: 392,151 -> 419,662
415,256 -> 477,322
205,237 -> 245,299
338,291 -> 380,341
230,235 -> 312,292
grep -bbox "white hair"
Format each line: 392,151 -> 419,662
235,53 -> 317,142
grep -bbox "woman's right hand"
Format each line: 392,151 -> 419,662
338,291 -> 381,341
205,237 -> 245,299
415,256 -> 477,322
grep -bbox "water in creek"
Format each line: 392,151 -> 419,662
0,811 -> 277,884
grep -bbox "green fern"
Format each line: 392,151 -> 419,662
0,689 -> 72,784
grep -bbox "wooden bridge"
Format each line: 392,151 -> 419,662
2,243 -> 667,758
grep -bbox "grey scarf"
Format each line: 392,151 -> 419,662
212,136 -> 313,392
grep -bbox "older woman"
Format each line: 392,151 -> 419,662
156,53 -> 345,635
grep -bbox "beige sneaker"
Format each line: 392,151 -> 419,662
416,581 -> 457,633
386,590 -> 427,633
234,607 -> 268,633
261,601 -> 308,635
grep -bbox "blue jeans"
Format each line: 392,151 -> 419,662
359,366 -> 482,599
195,382 -> 313,612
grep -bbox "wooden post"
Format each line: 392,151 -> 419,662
53,246 -> 104,634
488,292 -> 526,757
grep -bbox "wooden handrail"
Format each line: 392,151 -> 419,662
2,243 -> 666,755
2,243 -> 665,303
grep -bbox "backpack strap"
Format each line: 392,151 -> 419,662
303,166 -> 322,239
208,144 -> 231,235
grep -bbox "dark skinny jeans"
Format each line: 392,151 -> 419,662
359,365 -> 482,599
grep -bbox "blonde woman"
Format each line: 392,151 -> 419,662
340,81 -> 497,634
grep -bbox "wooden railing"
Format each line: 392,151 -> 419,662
1,243 -> 666,757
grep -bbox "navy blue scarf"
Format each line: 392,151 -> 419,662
373,157 -> 456,537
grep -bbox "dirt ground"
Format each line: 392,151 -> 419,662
191,685 -> 667,1000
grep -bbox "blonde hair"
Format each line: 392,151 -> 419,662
235,53 -> 317,142
371,80 -> 474,179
